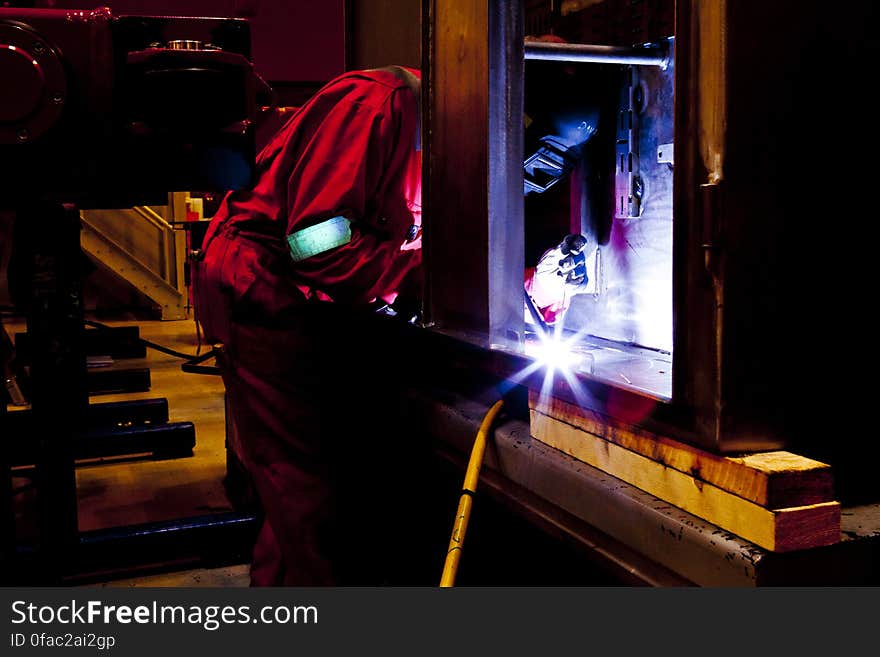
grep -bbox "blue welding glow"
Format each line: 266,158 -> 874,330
501,322 -> 598,412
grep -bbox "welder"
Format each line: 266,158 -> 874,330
521,99 -> 597,328
521,35 -> 600,328
525,232 -> 594,327
192,66 -> 423,586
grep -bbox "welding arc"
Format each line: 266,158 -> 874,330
439,398 -> 505,587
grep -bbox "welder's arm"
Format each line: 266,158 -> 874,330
282,82 -> 420,307
525,238 -> 590,325
534,247 -> 583,279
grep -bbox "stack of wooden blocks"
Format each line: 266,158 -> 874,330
529,392 -> 840,552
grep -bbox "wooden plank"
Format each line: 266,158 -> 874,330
530,410 -> 840,552
529,391 -> 833,508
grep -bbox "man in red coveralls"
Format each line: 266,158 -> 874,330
192,66 -> 424,585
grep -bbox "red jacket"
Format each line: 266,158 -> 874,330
204,67 -> 422,311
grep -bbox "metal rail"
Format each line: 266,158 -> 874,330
524,41 -> 669,68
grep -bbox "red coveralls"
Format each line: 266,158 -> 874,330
192,68 -> 422,585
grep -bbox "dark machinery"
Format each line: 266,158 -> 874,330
0,6 -> 268,583
0,7 -> 269,207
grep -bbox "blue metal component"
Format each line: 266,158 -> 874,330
523,135 -> 584,195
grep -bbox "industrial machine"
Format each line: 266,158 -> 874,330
0,6 -> 268,207
0,6 -> 267,583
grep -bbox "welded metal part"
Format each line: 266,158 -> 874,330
615,67 -> 642,221
565,39 -> 675,378
573,339 -> 671,398
524,41 -> 669,67
657,142 -> 674,164
424,0 -> 524,344
488,1 -> 526,350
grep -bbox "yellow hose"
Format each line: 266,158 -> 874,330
439,399 -> 505,587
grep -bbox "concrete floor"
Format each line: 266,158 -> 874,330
92,564 -> 251,588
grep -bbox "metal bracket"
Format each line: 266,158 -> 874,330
615,67 -> 643,220
657,142 -> 674,165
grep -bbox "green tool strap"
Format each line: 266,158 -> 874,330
287,215 -> 352,262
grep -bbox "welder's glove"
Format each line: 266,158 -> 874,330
386,267 -> 423,324
525,233 -> 594,326
390,296 -> 422,324
557,253 -> 580,276
558,248 -> 585,278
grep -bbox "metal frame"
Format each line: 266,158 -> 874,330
422,0 -> 788,453
524,41 -> 669,67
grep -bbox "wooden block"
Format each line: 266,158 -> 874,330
529,391 -> 833,508
530,410 -> 840,552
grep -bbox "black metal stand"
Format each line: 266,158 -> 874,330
6,421 -> 196,467
7,398 -> 169,433
2,201 -> 258,585
14,325 -> 147,361
14,201 -> 86,583
0,373 -> 14,584
86,367 -> 152,395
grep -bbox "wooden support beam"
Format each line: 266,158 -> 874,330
529,391 -> 834,509
530,410 -> 840,552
